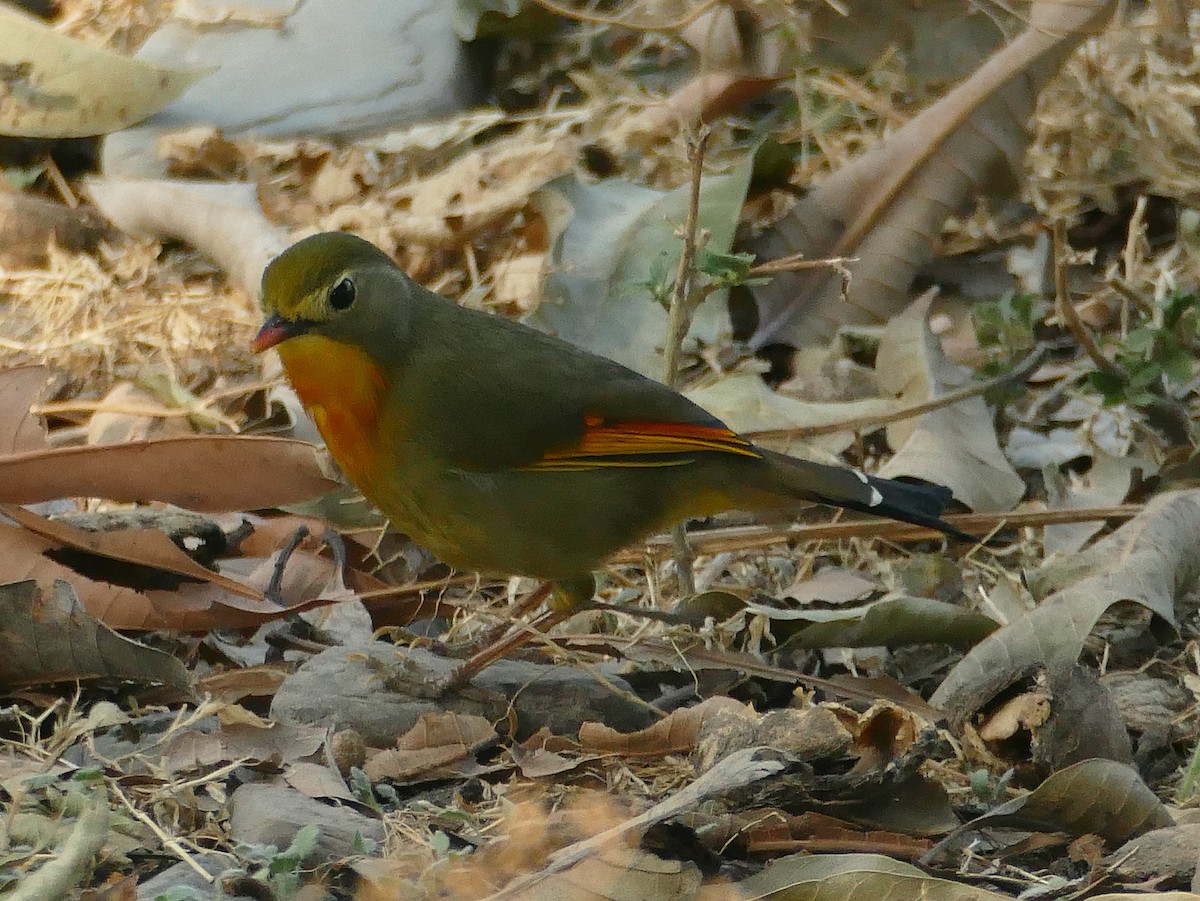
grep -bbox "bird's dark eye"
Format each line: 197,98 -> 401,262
329,277 -> 356,310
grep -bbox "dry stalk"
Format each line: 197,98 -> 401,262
749,340 -> 1052,441
1053,219 -> 1123,379
662,128 -> 710,390
110,780 -> 216,883
749,253 -> 857,277
611,504 -> 1142,561
662,127 -> 711,597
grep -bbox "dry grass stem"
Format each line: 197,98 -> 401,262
749,341 -> 1052,441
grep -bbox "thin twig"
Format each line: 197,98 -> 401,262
748,341 -> 1051,441
1053,219 -> 1123,379
661,129 -> 710,597
610,504 -> 1142,561
748,253 -> 857,277
110,781 -> 216,883
662,128 -> 710,390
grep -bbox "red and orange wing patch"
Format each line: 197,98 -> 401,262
524,414 -> 761,471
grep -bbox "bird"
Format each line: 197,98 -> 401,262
253,232 -> 968,687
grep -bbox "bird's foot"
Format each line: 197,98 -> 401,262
264,525 -> 346,605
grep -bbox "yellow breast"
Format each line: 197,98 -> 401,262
276,335 -> 389,488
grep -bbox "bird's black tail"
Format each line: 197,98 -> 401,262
758,448 -> 974,542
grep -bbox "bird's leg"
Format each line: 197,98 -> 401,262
264,525 -> 309,604
432,576 -> 594,693
264,526 -> 346,605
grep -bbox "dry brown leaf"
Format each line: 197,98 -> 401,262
194,664 -> 288,703
578,696 -> 745,757
141,548 -> 349,632
977,691 -> 1053,743
0,435 -> 337,512
784,569 -> 879,606
163,719 -> 325,773
932,491 -> 1200,721
364,712 -> 497,783
0,519 -> 166,631
826,703 -> 923,775
2,504 -> 260,600
0,580 -> 187,688
511,745 -> 587,779
0,514 -> 346,631
0,365 -> 49,453
749,0 -> 1117,349
960,758 -> 1173,845
875,292 -> 1024,512
284,761 -> 355,802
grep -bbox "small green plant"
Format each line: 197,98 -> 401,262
694,248 -> 769,290
644,248 -> 768,314
230,823 -> 320,899
974,291 -> 1042,362
974,291 -> 1044,406
969,766 -> 1015,805
348,765 -> 397,812
1087,290 -> 1200,407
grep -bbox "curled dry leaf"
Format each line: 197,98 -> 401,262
932,491 -> 1200,721
0,6 -> 206,137
957,758 -> 1172,846
0,518 -> 174,631
0,435 -> 338,512
0,512 -> 347,632
875,292 -> 1024,512
578,696 -> 746,757
748,0 -> 1117,350
0,580 -> 187,688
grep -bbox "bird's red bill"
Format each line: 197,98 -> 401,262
525,416 -> 761,470
252,317 -> 290,353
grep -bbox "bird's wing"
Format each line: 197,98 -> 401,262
404,303 -> 762,472
521,413 -> 761,471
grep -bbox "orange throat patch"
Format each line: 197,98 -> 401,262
276,335 -> 388,486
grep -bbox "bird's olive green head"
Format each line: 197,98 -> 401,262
254,232 -> 412,358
